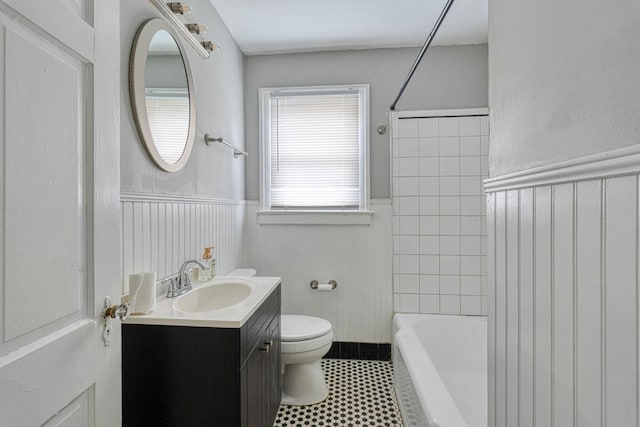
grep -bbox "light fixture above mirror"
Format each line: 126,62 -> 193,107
149,0 -> 219,59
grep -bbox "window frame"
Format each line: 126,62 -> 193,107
258,84 -> 371,222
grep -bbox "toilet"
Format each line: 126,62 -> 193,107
281,314 -> 334,405
227,268 -> 334,405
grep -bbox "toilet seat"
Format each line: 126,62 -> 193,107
281,315 -> 332,342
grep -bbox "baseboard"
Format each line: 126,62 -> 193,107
323,341 -> 392,361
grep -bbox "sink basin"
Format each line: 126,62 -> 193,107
173,280 -> 255,314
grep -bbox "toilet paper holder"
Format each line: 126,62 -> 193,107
310,280 -> 338,290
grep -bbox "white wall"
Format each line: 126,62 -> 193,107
488,0 -> 640,424
392,111 -> 489,316
244,45 -> 488,200
489,0 -> 640,177
119,1 -> 247,289
244,201 -> 393,343
120,0 -> 245,199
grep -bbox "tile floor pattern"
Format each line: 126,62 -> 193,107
273,359 -> 404,427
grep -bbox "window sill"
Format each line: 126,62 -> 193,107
256,210 -> 374,225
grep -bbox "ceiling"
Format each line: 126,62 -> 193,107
209,0 -> 488,56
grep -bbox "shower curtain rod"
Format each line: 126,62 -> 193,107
389,0 -> 456,111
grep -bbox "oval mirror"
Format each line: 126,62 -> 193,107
129,19 -> 196,172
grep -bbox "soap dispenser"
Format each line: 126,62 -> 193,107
197,246 -> 216,282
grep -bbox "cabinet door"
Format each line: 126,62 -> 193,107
265,313 -> 282,426
246,342 -> 264,427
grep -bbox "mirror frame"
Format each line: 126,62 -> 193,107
129,18 -> 196,173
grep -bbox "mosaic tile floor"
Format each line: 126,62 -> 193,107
273,359 -> 404,427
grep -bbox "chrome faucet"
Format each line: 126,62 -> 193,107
164,259 -> 211,298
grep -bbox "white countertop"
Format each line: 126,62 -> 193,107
123,276 -> 281,328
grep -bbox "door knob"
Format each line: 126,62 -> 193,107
102,296 -> 130,347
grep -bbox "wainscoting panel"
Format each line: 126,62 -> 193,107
120,193 -> 246,294
244,200 -> 393,343
487,147 -> 640,427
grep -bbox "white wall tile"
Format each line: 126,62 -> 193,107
419,138 -> 439,157
440,217 -> 461,235
399,274 -> 420,294
394,158 -> 419,176
460,156 -> 482,176
459,116 -> 481,136
440,295 -> 461,314
419,294 -> 440,313
397,197 -> 419,216
419,177 -> 439,196
438,117 -> 460,137
460,176 -> 483,195
419,197 -> 439,215
439,137 -> 460,156
419,157 -> 439,176
399,294 -> 420,312
399,216 -> 419,235
440,196 -> 461,215
397,118 -> 419,137
440,236 -> 461,255
440,177 -> 461,195
419,236 -> 440,255
398,255 -> 420,274
440,275 -> 461,294
395,138 -> 420,157
481,155 -> 489,175
481,136 -> 489,156
461,295 -> 482,315
420,275 -> 440,294
461,236 -> 482,255
460,136 -> 481,156
461,276 -> 482,295
394,177 -> 419,196
397,235 -> 419,254
420,216 -> 440,235
440,255 -> 460,275
461,196 -> 482,215
480,116 -> 489,136
392,112 -> 488,316
420,255 -> 440,275
461,216 -> 483,235
418,118 -> 439,137
439,157 -> 460,176
461,255 -> 483,275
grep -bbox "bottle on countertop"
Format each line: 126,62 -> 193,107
197,246 -> 216,282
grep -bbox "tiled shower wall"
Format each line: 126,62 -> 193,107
391,109 -> 489,315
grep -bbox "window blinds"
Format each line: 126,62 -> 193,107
269,93 -> 361,208
145,89 -> 190,164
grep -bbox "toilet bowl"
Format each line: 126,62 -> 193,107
281,314 -> 334,406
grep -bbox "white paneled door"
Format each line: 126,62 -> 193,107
0,0 -> 121,426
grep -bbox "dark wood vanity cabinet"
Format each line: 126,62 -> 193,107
123,285 -> 281,427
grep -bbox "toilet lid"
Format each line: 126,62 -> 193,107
281,315 -> 332,342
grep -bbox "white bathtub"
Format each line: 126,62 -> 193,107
393,313 -> 487,427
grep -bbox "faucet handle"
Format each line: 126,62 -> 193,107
162,277 -> 179,298
179,271 -> 192,288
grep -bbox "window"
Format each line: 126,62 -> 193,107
259,85 -> 370,222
